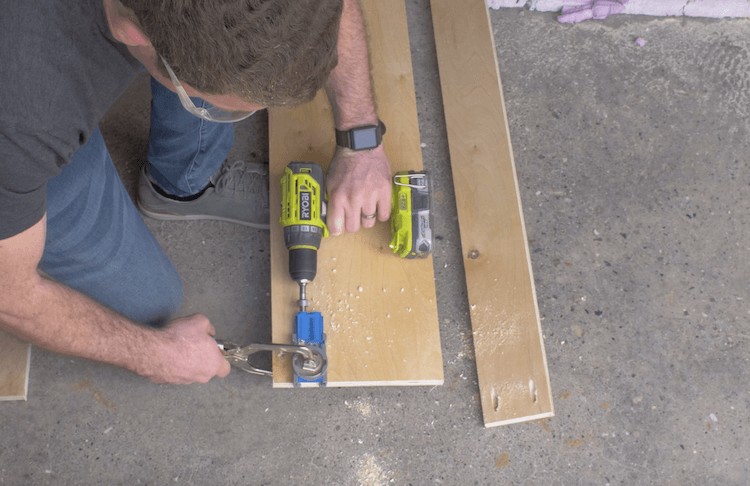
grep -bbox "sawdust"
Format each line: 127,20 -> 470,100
357,453 -> 389,486
346,399 -> 373,417
566,430 -> 594,448
72,380 -> 116,409
451,331 -> 475,363
536,418 -> 551,434
495,453 -> 510,468
566,438 -> 586,448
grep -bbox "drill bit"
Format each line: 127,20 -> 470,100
297,280 -> 309,313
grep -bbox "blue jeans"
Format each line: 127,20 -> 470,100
39,80 -> 234,326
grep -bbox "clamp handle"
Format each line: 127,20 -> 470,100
216,340 -> 324,377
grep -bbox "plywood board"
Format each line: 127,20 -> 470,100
0,329 -> 30,401
431,0 -> 553,426
269,0 -> 443,387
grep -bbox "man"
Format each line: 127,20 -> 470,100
0,0 -> 392,384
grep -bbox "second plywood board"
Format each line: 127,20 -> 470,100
0,329 -> 30,401
269,0 -> 443,387
431,0 -> 553,426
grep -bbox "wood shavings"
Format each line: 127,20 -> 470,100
356,453 -> 390,486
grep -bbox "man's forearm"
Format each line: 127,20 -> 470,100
0,274 -> 163,378
318,0 -> 393,235
326,0 -> 378,129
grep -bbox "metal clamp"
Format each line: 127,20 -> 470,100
217,340 -> 326,378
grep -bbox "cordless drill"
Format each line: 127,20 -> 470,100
279,162 -> 329,386
280,162 -> 329,310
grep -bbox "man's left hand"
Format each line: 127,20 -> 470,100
326,145 -> 392,235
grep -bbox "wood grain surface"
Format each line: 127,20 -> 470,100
0,329 -> 30,401
431,0 -> 553,426
269,0 -> 443,387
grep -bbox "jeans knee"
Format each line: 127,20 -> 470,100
145,267 -> 184,328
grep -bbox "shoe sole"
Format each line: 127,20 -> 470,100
137,198 -> 271,230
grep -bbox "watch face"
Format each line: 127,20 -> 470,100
352,127 -> 378,150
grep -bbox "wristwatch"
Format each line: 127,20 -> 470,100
335,120 -> 386,151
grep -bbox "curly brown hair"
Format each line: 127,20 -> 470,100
119,0 -> 343,107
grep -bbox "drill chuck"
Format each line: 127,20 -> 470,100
289,248 -> 317,283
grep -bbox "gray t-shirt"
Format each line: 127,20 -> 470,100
0,0 -> 142,240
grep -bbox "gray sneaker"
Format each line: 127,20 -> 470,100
137,160 -> 270,229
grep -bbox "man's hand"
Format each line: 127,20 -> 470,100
326,145 -> 392,235
0,215 -> 230,386
324,0 -> 390,235
143,314 -> 231,385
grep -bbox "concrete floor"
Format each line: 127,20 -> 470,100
2,2 -> 749,485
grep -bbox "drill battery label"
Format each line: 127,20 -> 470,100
299,191 -> 312,220
419,211 -> 430,235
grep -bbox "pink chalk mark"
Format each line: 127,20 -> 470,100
635,37 -> 645,47
486,0 -> 526,7
558,0 -> 629,24
490,0 -> 750,23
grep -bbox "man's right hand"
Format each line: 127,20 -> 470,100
143,314 -> 231,385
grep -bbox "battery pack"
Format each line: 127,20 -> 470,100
389,171 -> 433,259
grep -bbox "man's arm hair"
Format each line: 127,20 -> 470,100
0,215 -> 228,383
322,0 -> 392,235
325,0 -> 377,130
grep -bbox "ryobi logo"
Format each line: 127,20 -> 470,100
299,191 -> 312,220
